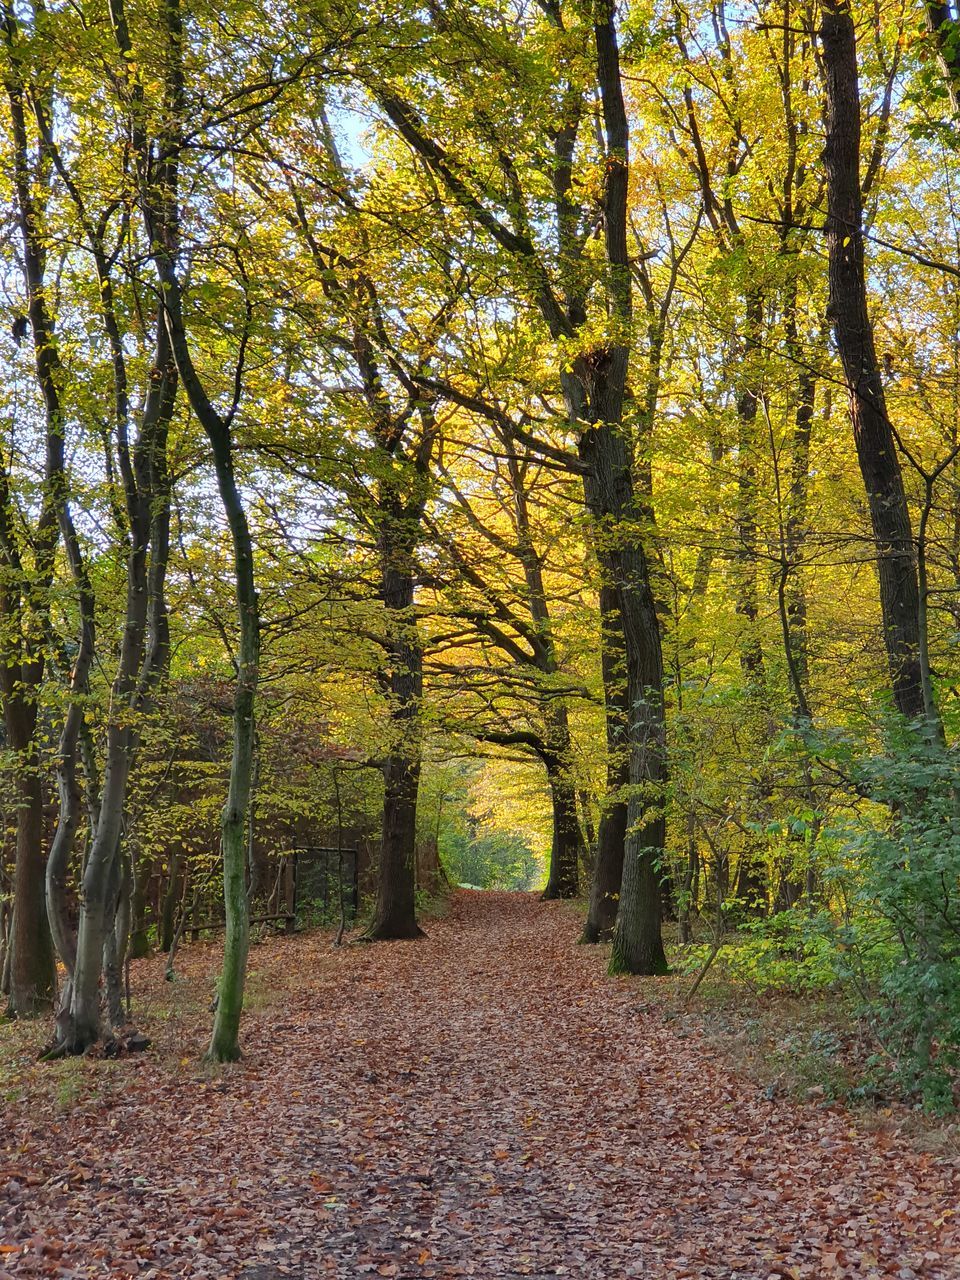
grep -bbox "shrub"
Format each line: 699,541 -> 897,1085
674,910 -> 840,995
825,739 -> 960,1111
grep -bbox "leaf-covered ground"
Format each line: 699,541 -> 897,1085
3,891 -> 960,1278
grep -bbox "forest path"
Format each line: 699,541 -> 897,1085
5,891 -> 960,1278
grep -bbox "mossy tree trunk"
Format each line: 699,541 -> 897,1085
151,260 -> 260,1064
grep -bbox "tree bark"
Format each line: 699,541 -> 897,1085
416,836 -> 446,897
578,405 -> 667,975
46,602 -> 96,1042
678,812 -> 699,944
592,7 -> 668,976
69,560 -> 150,1046
1,6 -> 69,1017
582,583 -> 629,942
128,854 -> 152,959
373,752 -> 422,937
500,436 -> 584,902
118,0 -> 260,1062
734,293 -> 766,688
102,843 -> 130,1031
8,745 -> 55,1015
56,314 -> 175,1053
542,737 -> 583,901
160,849 -> 183,953
157,276 -> 260,1060
609,809 -> 668,975
366,538 -> 425,940
821,0 -> 924,723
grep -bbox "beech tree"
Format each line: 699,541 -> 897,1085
1,0 -> 63,1014
820,0 -> 927,726
362,0 -> 669,971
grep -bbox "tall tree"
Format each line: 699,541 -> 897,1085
370,0 -> 669,971
257,112 -> 460,938
112,0 -> 270,1057
1,0 -> 74,1015
820,0 -> 926,725
27,0 -> 181,1051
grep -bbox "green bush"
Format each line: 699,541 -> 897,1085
675,910 -> 840,994
825,739 -> 960,1111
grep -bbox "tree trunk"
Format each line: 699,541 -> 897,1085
583,798 -> 628,943
606,518 -> 669,971
774,871 -> 803,913
128,853 -> 152,959
678,813 -> 699,944
734,855 -> 768,916
208,657 -> 257,1064
582,584 -> 629,943
734,292 -> 766,688
497,436 -> 584,903
0,912 -> 11,998
125,0 -> 259,1059
102,843 -> 131,1031
1,21 -> 66,1019
923,0 -> 960,112
821,0 -> 924,722
610,810 -> 668,976
69,722 -> 141,1048
784,332 -> 816,695
175,334 -> 260,1064
200,386 -> 260,1062
577,9 -> 669,975
8,755 -> 55,1015
46,617 -> 96,1024
416,837 -> 446,897
371,752 -> 423,938
577,790 -> 596,878
160,850 -> 183,953
579,411 -> 668,976
366,553 -> 424,940
542,748 -> 583,900
60,338 -> 173,1053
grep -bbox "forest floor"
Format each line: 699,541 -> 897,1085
3,891 -> 960,1279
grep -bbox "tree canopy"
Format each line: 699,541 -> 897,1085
1,0 -> 960,1098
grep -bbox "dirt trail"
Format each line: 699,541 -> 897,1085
4,891 -> 960,1278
